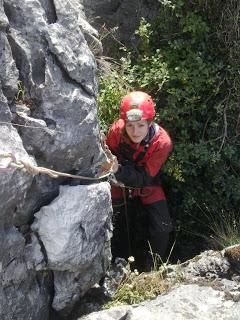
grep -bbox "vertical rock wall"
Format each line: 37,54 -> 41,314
0,0 -> 112,319
81,0 -> 161,55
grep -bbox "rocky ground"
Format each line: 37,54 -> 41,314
77,246 -> 240,320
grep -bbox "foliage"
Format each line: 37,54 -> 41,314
103,258 -> 179,309
97,65 -> 131,132
97,0 -> 240,253
15,80 -> 26,102
186,204 -> 240,250
103,270 -> 170,307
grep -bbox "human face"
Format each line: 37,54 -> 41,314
125,120 -> 149,144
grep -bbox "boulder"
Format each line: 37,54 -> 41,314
32,182 -> 112,313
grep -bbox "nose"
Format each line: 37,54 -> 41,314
132,126 -> 138,134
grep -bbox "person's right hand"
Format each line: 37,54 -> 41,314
100,154 -> 119,174
111,155 -> 119,173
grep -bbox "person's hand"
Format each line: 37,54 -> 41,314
100,132 -> 119,174
111,155 -> 119,173
100,159 -> 112,172
100,155 -> 119,174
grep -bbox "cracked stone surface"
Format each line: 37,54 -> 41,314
0,1 -> 112,319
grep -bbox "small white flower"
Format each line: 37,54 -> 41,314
134,269 -> 139,276
128,256 -> 135,263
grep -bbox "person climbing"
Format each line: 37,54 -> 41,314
104,91 -> 173,271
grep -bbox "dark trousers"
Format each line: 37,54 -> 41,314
111,197 -> 172,271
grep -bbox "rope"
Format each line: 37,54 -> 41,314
0,121 -> 63,132
0,152 -> 112,180
0,132 -> 119,180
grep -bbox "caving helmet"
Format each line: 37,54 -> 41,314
120,91 -> 155,122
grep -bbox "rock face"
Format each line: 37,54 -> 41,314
80,284 -> 240,320
0,0 -> 112,319
81,0 -> 161,55
0,226 -> 49,320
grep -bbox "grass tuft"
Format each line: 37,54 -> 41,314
103,269 -> 172,308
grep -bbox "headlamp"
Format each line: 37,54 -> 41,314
126,109 -> 143,121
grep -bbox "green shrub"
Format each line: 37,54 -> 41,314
97,66 -> 130,133
97,0 -> 240,253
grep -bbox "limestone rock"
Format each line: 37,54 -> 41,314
81,0 -> 161,55
0,1 -> 111,319
180,250 -> 231,279
0,122 -> 35,225
79,284 -> 240,320
4,0 -> 105,174
32,182 -> 112,313
0,0 -> 8,31
0,32 -> 19,99
0,226 -> 49,320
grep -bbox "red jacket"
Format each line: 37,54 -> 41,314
106,119 -> 173,205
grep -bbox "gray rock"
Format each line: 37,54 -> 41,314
24,233 -> 46,271
44,22 -> 97,96
0,0 -> 9,31
81,0 -> 161,55
102,257 -> 129,298
32,182 -> 112,313
32,182 -> 112,271
0,226 -> 50,320
0,122 -> 35,225
0,87 -> 12,121
180,250 -> 231,279
79,284 -> 240,320
18,53 -> 103,172
1,1 -> 112,319
166,249 -> 240,299
4,0 -> 105,174
51,0 -> 102,56
52,251 -> 109,313
14,173 -> 61,226
2,0 -> 108,225
0,32 -> 19,99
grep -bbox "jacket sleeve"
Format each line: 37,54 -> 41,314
115,136 -> 173,187
114,164 -> 156,187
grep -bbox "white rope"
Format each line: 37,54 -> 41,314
0,152 -> 112,180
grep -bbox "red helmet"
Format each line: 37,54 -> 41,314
120,91 -> 155,121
